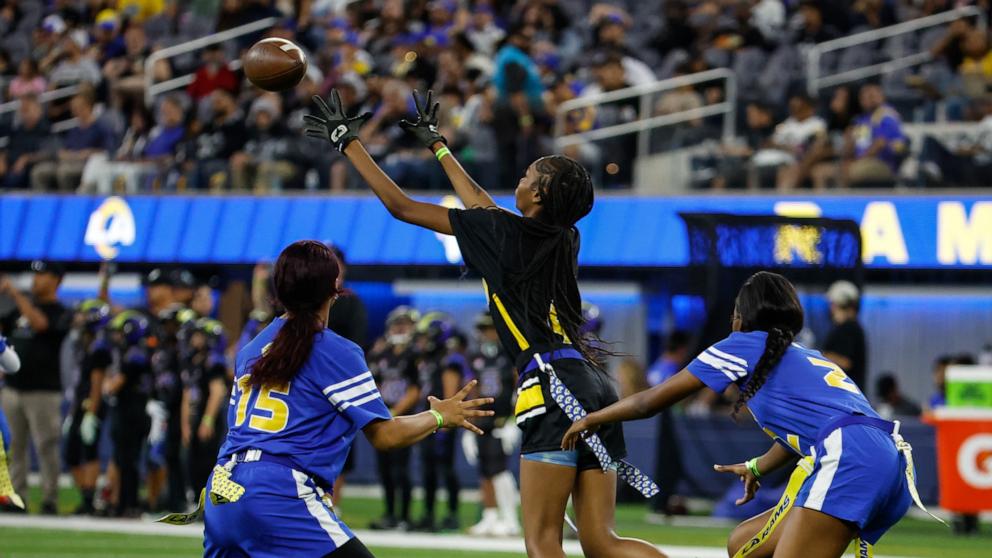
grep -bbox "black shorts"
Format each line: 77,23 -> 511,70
478,428 -> 508,478
64,406 -> 103,468
516,356 -> 626,471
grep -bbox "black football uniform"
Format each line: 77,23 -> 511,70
471,346 -> 517,477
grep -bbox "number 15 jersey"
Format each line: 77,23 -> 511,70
687,330 -> 879,457
219,318 -> 391,486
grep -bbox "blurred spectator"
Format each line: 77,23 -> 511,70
829,83 -> 907,188
91,9 -> 126,65
0,95 -> 52,189
182,88 -> 245,190
651,0 -> 697,61
0,261 -> 71,515
588,8 -> 655,86
7,59 -> 47,99
583,51 -> 637,188
186,44 -> 238,103
647,330 -> 692,516
822,280 -> 867,391
103,24 -> 169,101
919,97 -> 992,187
874,373 -> 922,419
493,24 -> 542,106
326,246 -> 368,348
230,95 -> 299,191
708,101 -> 775,189
31,90 -> 116,191
466,6 -> 505,56
759,94 -> 828,190
47,30 -> 102,90
793,1 -> 840,45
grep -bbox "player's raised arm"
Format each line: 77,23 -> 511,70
362,379 -> 493,451
398,90 -> 499,210
304,91 -> 453,235
561,368 -> 705,451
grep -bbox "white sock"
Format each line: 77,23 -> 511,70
492,471 -> 519,526
481,507 -> 500,523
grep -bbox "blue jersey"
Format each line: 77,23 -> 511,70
687,331 -> 878,456
218,318 -> 391,486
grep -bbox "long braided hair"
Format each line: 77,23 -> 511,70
506,155 -> 606,365
249,240 -> 340,388
732,272 -> 805,416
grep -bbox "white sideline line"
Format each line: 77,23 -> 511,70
0,515 -> 916,558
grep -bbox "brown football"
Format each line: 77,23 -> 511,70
243,38 -> 308,92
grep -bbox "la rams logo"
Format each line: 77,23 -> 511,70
84,196 -> 136,260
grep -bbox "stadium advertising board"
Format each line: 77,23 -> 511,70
1,194 -> 989,269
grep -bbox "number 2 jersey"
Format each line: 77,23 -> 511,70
687,330 -> 879,456
218,318 -> 392,486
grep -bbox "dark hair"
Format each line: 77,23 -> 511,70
666,330 -> 690,352
732,271 -> 804,415
515,155 -> 601,365
875,373 -> 897,399
249,240 -> 340,388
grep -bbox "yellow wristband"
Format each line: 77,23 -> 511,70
434,146 -> 451,161
202,415 -> 215,428
746,457 -> 762,478
428,409 -> 444,431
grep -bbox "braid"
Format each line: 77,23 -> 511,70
733,327 -> 794,416
511,155 -> 604,366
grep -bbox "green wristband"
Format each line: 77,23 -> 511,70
434,146 -> 451,161
746,457 -> 762,478
428,409 -> 444,431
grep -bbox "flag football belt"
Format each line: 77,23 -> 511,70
0,430 -> 25,510
157,450 -> 332,525
733,415 -> 944,558
531,352 -> 660,499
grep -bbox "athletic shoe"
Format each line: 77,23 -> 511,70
490,519 -> 521,537
440,515 -> 459,531
369,515 -> 399,530
468,515 -> 497,536
411,516 -> 436,532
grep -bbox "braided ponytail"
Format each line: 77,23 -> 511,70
730,271 -> 805,416
733,327 -> 794,416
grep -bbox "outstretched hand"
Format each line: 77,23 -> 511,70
303,90 -> 372,152
714,462 -> 761,505
399,89 -> 446,149
428,379 -> 493,435
560,415 -> 601,451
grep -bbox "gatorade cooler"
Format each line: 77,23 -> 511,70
928,365 -> 992,514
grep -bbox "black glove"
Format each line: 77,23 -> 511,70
304,90 -> 372,152
399,89 -> 447,149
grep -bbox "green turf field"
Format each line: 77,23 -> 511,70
0,487 -> 987,558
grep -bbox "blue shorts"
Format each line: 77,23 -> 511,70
795,423 -> 912,544
204,461 -> 354,558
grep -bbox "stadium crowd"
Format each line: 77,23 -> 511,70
1,0 -> 992,192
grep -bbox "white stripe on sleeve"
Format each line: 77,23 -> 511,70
696,351 -> 741,382
703,349 -> 747,375
293,470 -> 352,547
338,390 -> 383,411
804,428 -> 843,511
327,378 -> 378,407
707,346 -> 748,367
323,371 -> 373,395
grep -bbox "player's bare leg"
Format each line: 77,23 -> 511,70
772,507 -> 856,558
572,468 -> 668,558
726,507 -> 785,558
520,459 -> 573,558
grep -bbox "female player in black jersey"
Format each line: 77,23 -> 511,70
306,90 -> 665,558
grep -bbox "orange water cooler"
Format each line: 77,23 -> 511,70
926,408 -> 992,513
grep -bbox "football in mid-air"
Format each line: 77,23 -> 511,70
243,37 -> 307,92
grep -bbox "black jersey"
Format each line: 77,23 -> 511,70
417,351 -> 470,403
368,342 -> 419,411
182,350 -> 228,423
118,345 -> 155,404
470,348 -> 515,419
74,334 -> 113,410
151,341 -> 183,412
448,208 -> 574,366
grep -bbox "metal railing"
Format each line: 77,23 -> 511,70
0,84 -> 80,117
143,16 -> 279,106
553,68 -> 736,160
806,6 -> 986,94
